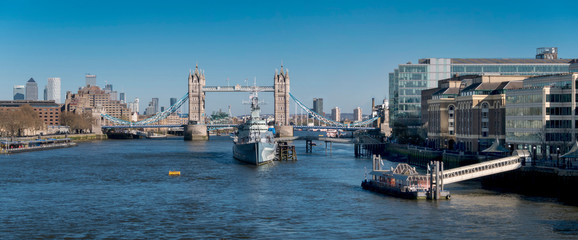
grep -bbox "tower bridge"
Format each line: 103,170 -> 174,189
185,64 -> 290,140
100,64 -> 381,139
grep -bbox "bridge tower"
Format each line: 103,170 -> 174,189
184,64 -> 208,140
274,65 -> 293,137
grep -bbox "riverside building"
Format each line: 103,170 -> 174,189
389,47 -> 572,132
505,72 -> 578,158
425,75 -> 525,152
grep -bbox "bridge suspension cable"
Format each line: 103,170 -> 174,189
101,93 -> 190,125
288,93 -> 379,127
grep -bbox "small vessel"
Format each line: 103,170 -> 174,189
232,92 -> 277,165
169,171 -> 181,176
146,132 -> 167,139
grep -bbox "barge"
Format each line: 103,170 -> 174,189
362,155 -> 450,200
1,138 -> 77,154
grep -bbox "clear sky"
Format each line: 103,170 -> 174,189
1,0 -> 577,116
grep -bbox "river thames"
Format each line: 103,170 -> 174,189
1,136 -> 577,239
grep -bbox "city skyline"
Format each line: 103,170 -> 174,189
1,1 -> 577,115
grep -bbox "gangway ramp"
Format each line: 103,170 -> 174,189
442,156 -> 522,184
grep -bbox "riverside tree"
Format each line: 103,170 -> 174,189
0,104 -> 44,137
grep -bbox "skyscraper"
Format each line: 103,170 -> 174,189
152,98 -> 159,113
119,92 -> 126,103
25,78 -> 38,100
85,74 -> 96,86
353,107 -> 362,122
331,107 -> 341,122
47,77 -> 61,103
13,85 -> 25,100
170,97 -> 177,107
313,98 -> 324,116
43,86 -> 48,100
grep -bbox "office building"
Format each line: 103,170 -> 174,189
331,107 -> 341,122
43,86 -> 48,100
25,78 -> 38,100
85,74 -> 96,86
144,98 -> 159,115
505,73 -> 578,158
128,97 -> 140,114
313,98 -> 324,116
170,97 -> 177,107
47,77 -> 61,103
13,85 -> 25,100
389,47 -> 573,129
119,93 -> 126,103
353,107 -> 362,122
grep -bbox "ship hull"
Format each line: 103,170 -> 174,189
233,141 -> 276,165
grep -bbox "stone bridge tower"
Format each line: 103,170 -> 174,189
185,64 -> 208,140
274,65 -> 293,137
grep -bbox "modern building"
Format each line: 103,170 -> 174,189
13,85 -> 25,100
389,47 -> 573,130
85,74 -> 96,86
353,107 -> 362,122
0,100 -> 61,126
47,77 -> 61,103
425,75 -> 526,151
43,86 -> 48,100
331,107 -> 341,122
144,98 -> 159,116
313,98 -> 324,116
128,97 -> 140,114
505,73 -> 578,158
170,98 -> 177,107
25,78 -> 38,100
119,93 -> 126,103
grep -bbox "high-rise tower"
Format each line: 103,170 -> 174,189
25,78 -> 38,100
47,77 -> 61,103
13,85 -> 25,100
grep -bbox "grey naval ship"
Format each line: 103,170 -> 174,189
232,93 -> 277,165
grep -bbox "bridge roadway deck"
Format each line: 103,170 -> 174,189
275,136 -> 355,144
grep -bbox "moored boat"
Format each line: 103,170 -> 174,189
232,93 -> 277,165
362,155 -> 450,200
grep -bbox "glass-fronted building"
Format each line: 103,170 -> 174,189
505,73 -> 578,158
389,50 -> 572,129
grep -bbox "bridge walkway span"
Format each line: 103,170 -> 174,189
442,156 -> 522,184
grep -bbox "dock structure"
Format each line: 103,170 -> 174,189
276,141 -> 297,161
364,152 -> 528,200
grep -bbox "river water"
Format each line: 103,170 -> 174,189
1,136 -> 577,239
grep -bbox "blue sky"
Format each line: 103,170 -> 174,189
1,0 -> 577,116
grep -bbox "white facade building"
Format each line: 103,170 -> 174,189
47,77 -> 61,103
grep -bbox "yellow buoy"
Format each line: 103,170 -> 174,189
169,171 -> 181,176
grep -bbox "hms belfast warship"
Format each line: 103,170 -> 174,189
232,93 -> 277,165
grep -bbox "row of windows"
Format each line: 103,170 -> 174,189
506,120 -> 543,129
546,120 -> 572,128
546,94 -> 571,102
506,132 -> 540,142
546,107 -> 572,115
452,65 -> 568,73
546,133 -> 572,142
506,107 -> 542,116
506,94 -> 542,104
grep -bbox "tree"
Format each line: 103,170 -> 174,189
0,104 -> 44,137
60,111 -> 95,133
